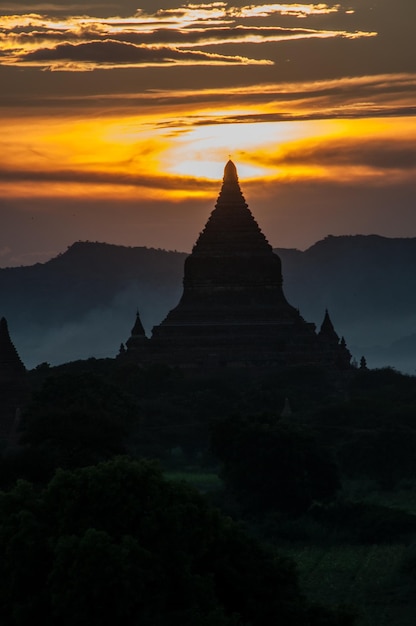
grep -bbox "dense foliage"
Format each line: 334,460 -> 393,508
0,372 -> 138,486
310,368 -> 416,488
211,413 -> 340,515
0,457 -> 350,626
3,363 -> 416,624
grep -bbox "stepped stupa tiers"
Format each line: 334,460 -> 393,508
123,161 -> 351,370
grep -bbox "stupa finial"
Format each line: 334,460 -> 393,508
223,159 -> 238,183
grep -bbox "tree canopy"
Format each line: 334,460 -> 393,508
0,457 -> 319,626
211,414 -> 340,515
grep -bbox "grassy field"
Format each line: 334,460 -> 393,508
165,470 -> 416,625
282,543 -> 416,626
342,480 -> 416,516
274,486 -> 416,626
165,469 -> 222,493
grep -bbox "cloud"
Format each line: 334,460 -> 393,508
3,71 -> 413,111
229,3 -> 342,18
0,3 -> 111,9
250,137 -> 416,174
155,3 -> 343,20
3,23 -> 374,52
0,3 -> 121,18
174,106 -> 416,128
1,68 -> 415,136
106,25 -> 375,48
17,39 -> 273,68
139,73 -> 416,127
0,164 -> 219,192
0,3 -> 376,70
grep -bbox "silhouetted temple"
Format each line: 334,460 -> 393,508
123,161 -> 351,370
0,317 -> 27,443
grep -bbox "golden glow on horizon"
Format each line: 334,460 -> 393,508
0,107 -> 415,201
161,114 -> 330,180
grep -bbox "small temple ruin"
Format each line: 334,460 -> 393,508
122,160 -> 351,370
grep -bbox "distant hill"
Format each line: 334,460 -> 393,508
277,235 -> 416,373
0,242 -> 186,368
1,236 -> 416,372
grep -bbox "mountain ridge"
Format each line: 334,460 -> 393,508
1,235 -> 416,371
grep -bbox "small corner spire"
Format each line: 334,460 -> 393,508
319,308 -> 340,344
130,309 -> 145,337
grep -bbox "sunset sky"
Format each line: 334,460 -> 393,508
1,0 -> 415,266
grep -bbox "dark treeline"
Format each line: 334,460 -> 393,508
2,361 -> 416,623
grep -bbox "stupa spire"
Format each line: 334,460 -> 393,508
223,159 -> 238,182
130,309 -> 146,338
318,309 -> 340,345
190,160 -> 272,261
0,317 -> 25,376
156,159 -> 296,314
125,309 -> 148,355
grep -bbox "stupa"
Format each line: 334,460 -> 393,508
0,317 -> 26,377
0,317 -> 27,442
123,161 -> 351,370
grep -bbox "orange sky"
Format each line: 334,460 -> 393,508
0,1 -> 415,265
1,107 -> 414,196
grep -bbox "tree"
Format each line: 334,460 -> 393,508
0,457 -> 352,626
211,414 -> 340,515
17,373 -> 138,478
